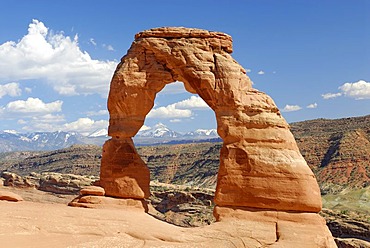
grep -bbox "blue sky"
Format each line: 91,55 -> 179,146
0,0 -> 369,135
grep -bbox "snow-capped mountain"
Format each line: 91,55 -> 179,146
184,129 -> 218,137
0,131 -> 82,152
133,123 -> 219,145
0,124 -> 220,152
136,123 -> 181,138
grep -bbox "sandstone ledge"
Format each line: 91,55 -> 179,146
68,195 -> 148,212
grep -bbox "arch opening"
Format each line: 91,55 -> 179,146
133,81 -> 219,190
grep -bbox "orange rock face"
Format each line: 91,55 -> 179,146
100,138 -> 150,199
101,27 -> 321,212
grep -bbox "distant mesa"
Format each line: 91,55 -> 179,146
96,27 -> 336,246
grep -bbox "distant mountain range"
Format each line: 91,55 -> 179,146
0,123 -> 219,152
1,115 -> 369,194
0,130 -> 83,152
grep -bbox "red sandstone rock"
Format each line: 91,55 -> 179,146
99,26 -> 336,246
68,195 -> 148,212
80,186 -> 105,196
0,190 -> 23,202
100,138 -> 150,198
102,27 -> 321,213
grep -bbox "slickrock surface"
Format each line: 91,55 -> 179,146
97,27 -> 335,246
0,200 -> 336,248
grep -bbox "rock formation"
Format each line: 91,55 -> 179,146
100,27 -> 336,247
0,190 -> 23,202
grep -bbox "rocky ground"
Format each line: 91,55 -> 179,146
1,172 -> 369,247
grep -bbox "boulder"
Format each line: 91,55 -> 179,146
80,186 -> 105,196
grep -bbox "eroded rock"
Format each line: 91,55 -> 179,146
100,27 -> 335,246
102,27 -> 321,212
80,186 -> 105,196
0,190 -> 23,202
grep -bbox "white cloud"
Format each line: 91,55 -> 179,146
25,87 -> 32,93
1,97 -> 62,115
257,70 -> 265,75
174,96 -> 208,109
19,115 -> 108,135
246,69 -> 251,73
103,44 -> 114,51
0,19 -> 116,97
306,103 -> 318,109
89,38 -> 97,46
322,92 -> 342,99
87,109 -> 108,116
19,114 -> 65,132
147,95 -> 210,119
147,104 -> 192,119
0,82 -> 22,98
339,80 -> 370,100
139,125 -> 151,131
62,118 -> 108,135
170,119 -> 182,123
282,104 -> 302,112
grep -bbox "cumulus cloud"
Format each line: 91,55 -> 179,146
0,19 -> 116,97
282,104 -> 302,112
339,80 -> 370,100
62,117 -> 108,135
322,92 -> 342,99
0,82 -> 22,98
148,104 -> 192,119
257,70 -> 265,75
175,96 -> 209,109
307,103 -> 318,109
1,97 -> 62,115
147,96 -> 209,119
20,116 -> 108,135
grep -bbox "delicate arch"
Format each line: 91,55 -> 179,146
100,27 -> 322,215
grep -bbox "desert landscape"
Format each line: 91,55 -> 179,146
1,26 -> 369,248
1,115 -> 369,247
2,0 -> 370,246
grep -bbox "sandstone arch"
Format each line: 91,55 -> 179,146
100,27 -> 322,215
